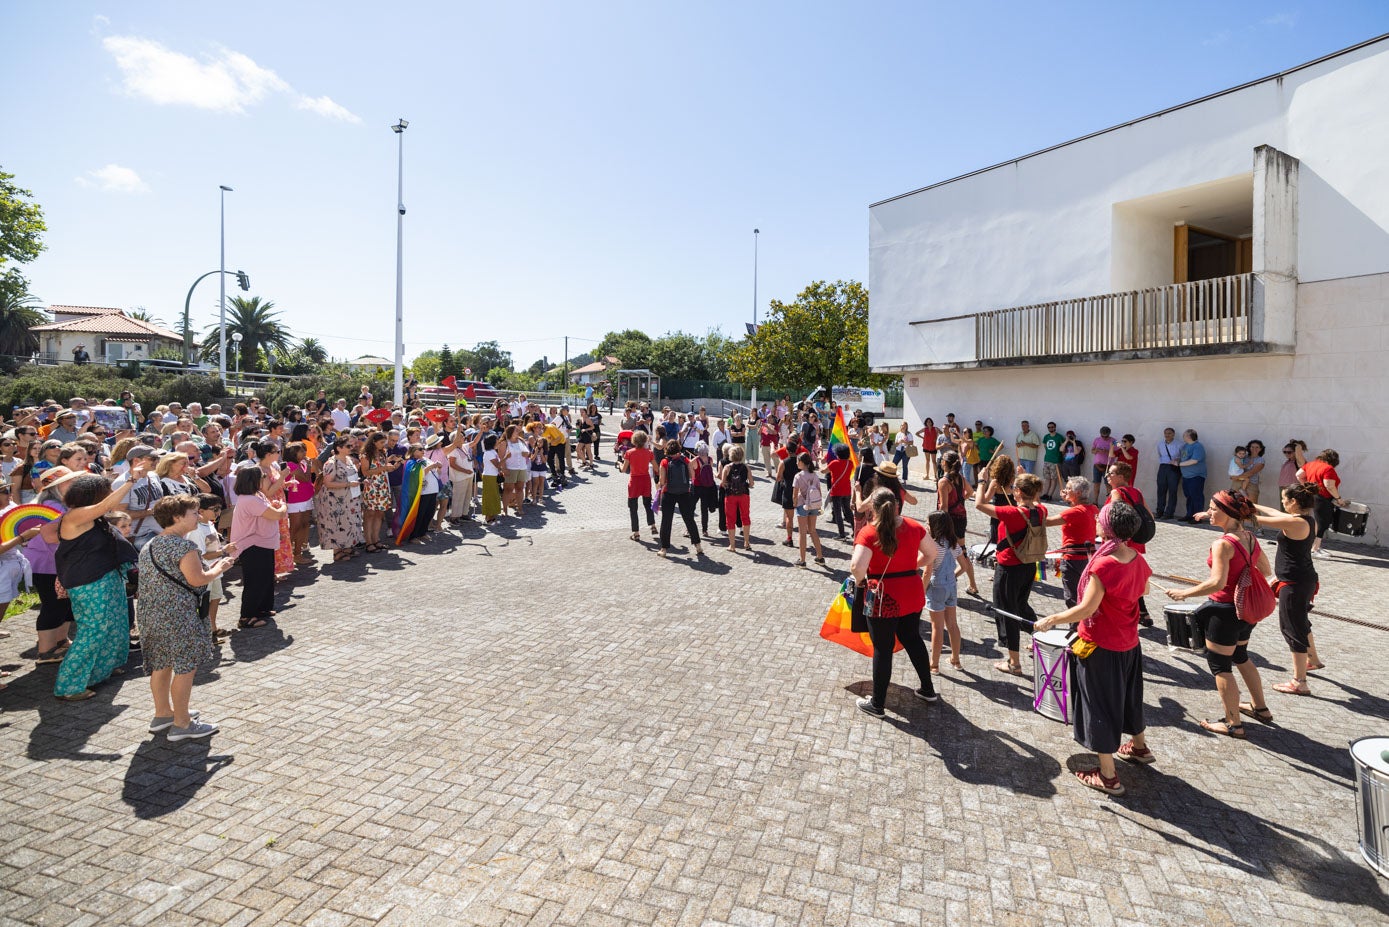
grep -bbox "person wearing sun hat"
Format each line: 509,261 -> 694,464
869,461 -> 918,511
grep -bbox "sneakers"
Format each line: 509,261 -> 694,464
1311,549 -> 1330,559
166,720 -> 219,742
913,687 -> 939,703
150,710 -> 201,733
855,697 -> 885,717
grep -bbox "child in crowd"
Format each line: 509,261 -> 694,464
925,511 -> 970,672
792,452 -> 825,567
103,510 -> 139,648
1228,445 -> 1250,492
190,494 -> 236,640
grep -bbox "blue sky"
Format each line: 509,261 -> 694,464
3,2 -> 1387,369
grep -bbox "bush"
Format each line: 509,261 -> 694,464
0,366 -> 225,413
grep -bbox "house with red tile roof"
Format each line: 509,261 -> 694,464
32,305 -> 183,364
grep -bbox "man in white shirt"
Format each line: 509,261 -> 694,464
330,400 -> 351,432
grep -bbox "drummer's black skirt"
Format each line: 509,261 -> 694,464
1071,643 -> 1145,754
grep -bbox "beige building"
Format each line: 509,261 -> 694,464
32,305 -> 182,364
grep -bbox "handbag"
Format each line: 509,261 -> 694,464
903,443 -> 919,458
771,480 -> 786,506
1227,534 -> 1275,623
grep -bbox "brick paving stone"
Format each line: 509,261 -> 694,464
1,460 -> 1388,925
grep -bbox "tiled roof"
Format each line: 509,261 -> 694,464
347,355 -> 392,366
569,361 -> 609,375
46,305 -> 123,316
32,310 -> 182,342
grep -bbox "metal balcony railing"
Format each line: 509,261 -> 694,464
975,272 -> 1254,361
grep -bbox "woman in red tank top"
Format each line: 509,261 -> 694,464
1165,490 -> 1273,739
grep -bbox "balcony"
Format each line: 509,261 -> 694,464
905,272 -> 1292,368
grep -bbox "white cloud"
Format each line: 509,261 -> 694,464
294,94 -> 362,124
1261,12 -> 1297,28
76,164 -> 151,194
101,34 -> 358,123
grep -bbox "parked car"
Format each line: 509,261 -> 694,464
805,385 -> 887,423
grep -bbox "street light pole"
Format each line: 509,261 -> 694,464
753,228 -> 760,329
218,185 -> 233,382
392,119 -> 409,408
232,332 -> 243,395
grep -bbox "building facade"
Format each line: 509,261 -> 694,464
32,305 -> 183,364
869,35 -> 1389,545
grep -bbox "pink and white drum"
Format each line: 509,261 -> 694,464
1031,628 -> 1073,723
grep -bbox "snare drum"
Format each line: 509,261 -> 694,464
1333,502 -> 1371,537
1031,628 -> 1074,723
1350,736 -> 1389,878
1164,600 -> 1204,651
969,543 -> 997,568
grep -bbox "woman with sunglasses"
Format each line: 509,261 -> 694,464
0,434 -> 20,482
32,440 -> 62,479
11,439 -> 43,503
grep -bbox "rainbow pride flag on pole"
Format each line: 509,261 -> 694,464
829,406 -> 859,471
395,458 -> 424,544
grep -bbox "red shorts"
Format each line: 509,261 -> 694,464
724,494 -> 750,527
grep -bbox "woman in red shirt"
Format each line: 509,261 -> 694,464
620,431 -> 656,541
849,488 -> 938,717
1166,490 -> 1273,738
1296,448 -> 1345,558
1043,476 -> 1097,608
974,472 -> 1048,676
1035,502 -> 1153,796
916,418 -> 940,484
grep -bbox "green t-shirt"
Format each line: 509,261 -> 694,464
975,436 -> 1000,462
1042,433 -> 1065,464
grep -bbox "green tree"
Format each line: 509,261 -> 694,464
299,337 -> 328,364
411,349 -> 441,383
727,280 -> 889,394
199,296 -> 292,372
458,340 -> 512,381
0,167 -> 47,302
594,328 -> 652,370
0,291 -> 45,356
128,307 -> 167,328
438,344 -> 462,381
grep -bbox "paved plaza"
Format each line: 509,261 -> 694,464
1,460 -> 1387,926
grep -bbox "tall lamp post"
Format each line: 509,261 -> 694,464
391,119 -> 409,407
218,185 -> 233,382
752,228 -> 760,329
231,331 -> 243,395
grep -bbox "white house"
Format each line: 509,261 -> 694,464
32,305 -> 183,364
347,355 -> 393,373
869,34 -> 1389,545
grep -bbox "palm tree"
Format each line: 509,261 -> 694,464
0,291 -> 45,357
128,307 -> 168,327
299,337 -> 328,364
200,296 -> 292,372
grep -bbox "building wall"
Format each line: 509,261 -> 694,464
902,272 -> 1388,545
870,38 -> 1389,371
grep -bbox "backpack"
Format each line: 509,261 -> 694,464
1116,487 -> 1155,545
665,455 -> 690,495
1225,534 -> 1276,623
724,463 -> 750,496
999,506 -> 1047,564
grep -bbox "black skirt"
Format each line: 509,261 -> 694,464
1071,643 -> 1144,754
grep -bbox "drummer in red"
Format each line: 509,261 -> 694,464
1035,501 -> 1153,796
1103,461 -> 1155,626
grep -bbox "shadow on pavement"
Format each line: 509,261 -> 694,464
122,737 -> 233,819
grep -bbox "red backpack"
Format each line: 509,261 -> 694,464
1224,534 -> 1276,623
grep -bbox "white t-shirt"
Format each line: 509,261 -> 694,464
330,409 -> 351,431
482,450 -> 501,477
506,440 -> 529,470
422,466 -> 440,494
448,446 -> 473,478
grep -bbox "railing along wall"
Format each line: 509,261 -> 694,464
975,273 -> 1253,361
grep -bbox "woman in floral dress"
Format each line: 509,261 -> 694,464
359,432 -> 399,551
315,440 -> 365,561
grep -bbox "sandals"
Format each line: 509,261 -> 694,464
631,533 -> 641,541
966,587 -> 980,597
994,661 -> 1024,677
1074,768 -> 1125,796
949,659 -> 963,670
1273,680 -> 1311,696
813,556 -> 826,565
1239,703 -> 1275,724
55,689 -> 96,702
1117,741 -> 1155,765
1306,661 -> 1326,672
238,617 -> 269,629
1200,718 -> 1246,738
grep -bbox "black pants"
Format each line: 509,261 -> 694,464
412,494 -> 437,539
33,573 -> 74,632
992,561 -> 1037,653
239,545 -> 276,620
1278,577 -> 1317,653
716,486 -> 726,532
659,492 -> 700,549
695,485 -> 719,534
547,445 -> 566,482
1156,465 -> 1180,517
1061,558 -> 1086,609
628,495 -> 654,532
830,495 -> 853,537
1313,495 -> 1334,539
867,610 -> 934,709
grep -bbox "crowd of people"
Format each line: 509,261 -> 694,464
0,388 -> 1357,796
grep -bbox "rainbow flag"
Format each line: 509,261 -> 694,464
395,459 -> 424,544
829,406 -> 859,471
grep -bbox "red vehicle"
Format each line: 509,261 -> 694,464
418,380 -> 498,403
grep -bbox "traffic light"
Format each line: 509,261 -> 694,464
235,270 -> 250,291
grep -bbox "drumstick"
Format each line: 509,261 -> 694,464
990,606 -> 1035,628
1166,574 -> 1202,586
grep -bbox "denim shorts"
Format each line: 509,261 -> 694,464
795,504 -> 821,518
926,582 -> 958,612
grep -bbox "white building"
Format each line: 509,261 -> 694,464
869,34 -> 1389,545
32,305 -> 183,364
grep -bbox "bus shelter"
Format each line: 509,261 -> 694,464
614,369 -> 660,404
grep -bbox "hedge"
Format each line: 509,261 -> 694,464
0,367 -> 228,413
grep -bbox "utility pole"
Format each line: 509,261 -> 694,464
563,336 -> 569,393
